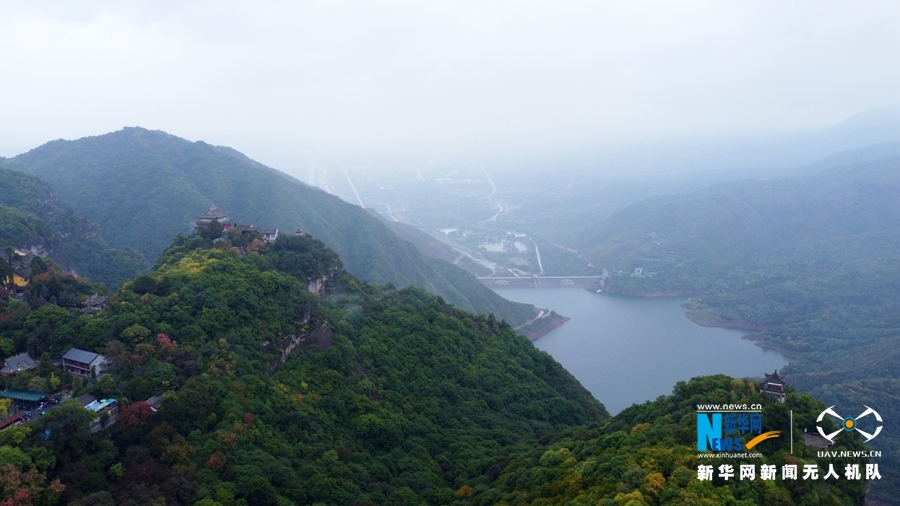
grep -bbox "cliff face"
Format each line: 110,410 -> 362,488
268,319 -> 334,373
306,271 -> 336,297
265,271 -> 339,372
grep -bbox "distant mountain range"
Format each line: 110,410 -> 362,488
576,154 -> 900,294
2,128 -> 537,326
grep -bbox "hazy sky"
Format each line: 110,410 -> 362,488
2,1 -> 899,169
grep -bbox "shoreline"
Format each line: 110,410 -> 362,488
515,310 -> 570,341
684,310 -> 797,359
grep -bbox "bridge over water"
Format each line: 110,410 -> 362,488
477,276 -> 603,289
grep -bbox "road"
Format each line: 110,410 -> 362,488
339,160 -> 365,208
534,244 -> 544,274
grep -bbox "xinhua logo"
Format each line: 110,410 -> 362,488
697,413 -> 781,452
817,406 -> 883,442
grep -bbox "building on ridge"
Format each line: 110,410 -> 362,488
195,205 -> 278,242
235,223 -> 279,243
257,227 -> 279,243
194,205 -> 234,231
761,370 -> 786,402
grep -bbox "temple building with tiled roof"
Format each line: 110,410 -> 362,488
235,223 -> 279,243
194,205 -> 234,231
761,370 -> 786,402
0,353 -> 38,378
81,294 -> 109,314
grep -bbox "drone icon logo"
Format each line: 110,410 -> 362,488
817,406 -> 883,442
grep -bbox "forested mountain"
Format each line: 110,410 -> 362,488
472,375 -> 868,505
0,163 -> 147,289
0,230 -> 607,504
0,230 -> 872,505
5,128 -> 536,327
562,156 -> 900,502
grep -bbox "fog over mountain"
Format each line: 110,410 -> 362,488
2,2 -> 899,174
2,3 -> 900,504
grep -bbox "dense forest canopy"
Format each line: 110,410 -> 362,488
0,229 -> 875,505
0,163 -> 147,289
0,231 -> 610,505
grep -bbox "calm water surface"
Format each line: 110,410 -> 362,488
494,288 -> 789,415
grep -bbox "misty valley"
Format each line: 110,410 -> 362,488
0,120 -> 897,505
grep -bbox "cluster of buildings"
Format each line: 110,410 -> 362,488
1,347 -> 111,381
1,347 -> 113,429
194,205 -> 279,243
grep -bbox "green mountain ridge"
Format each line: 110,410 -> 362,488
6,128 -> 536,327
0,163 -> 147,289
0,228 -> 871,506
0,229 -> 607,505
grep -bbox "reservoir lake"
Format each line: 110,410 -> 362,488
494,288 -> 789,415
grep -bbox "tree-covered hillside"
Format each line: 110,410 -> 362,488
557,157 -> 900,502
0,163 -> 147,289
0,231 -> 605,505
0,230 -> 879,505
6,128 -> 536,326
473,375 -> 869,505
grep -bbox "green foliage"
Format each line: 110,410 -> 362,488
198,219 -> 223,241
472,375 -> 868,505
568,158 -> 900,502
0,164 -> 147,289
8,128 -> 535,326
0,234 -> 607,504
0,229 -> 879,504
37,399 -> 95,465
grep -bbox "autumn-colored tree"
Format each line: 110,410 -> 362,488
205,451 -> 226,472
0,399 -> 11,418
246,238 -> 266,254
0,464 -> 64,506
155,333 -> 177,359
118,401 -> 155,429
133,343 -> 154,362
644,472 -> 666,500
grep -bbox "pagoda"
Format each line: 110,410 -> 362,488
194,205 -> 233,231
761,370 -> 786,402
